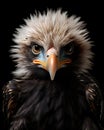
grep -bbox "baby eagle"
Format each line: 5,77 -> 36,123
2,9 -> 104,130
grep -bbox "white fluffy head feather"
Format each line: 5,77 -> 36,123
11,9 -> 93,78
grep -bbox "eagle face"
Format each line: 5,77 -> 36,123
11,9 -> 93,80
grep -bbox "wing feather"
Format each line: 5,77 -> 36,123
77,73 -> 104,125
2,80 -> 19,120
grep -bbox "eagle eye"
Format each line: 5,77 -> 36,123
64,42 -> 74,55
32,44 -> 42,55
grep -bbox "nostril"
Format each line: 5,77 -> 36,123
47,55 -> 49,57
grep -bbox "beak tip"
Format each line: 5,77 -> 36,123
50,72 -> 56,81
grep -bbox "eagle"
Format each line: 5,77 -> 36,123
2,9 -> 104,130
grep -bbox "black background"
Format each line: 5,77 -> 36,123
0,0 -> 104,129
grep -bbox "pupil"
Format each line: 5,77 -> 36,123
35,45 -> 39,50
34,45 -> 41,52
64,43 -> 74,54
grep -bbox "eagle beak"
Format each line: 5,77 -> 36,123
47,54 -> 58,80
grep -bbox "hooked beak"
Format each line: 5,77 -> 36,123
33,48 -> 71,80
46,54 -> 58,80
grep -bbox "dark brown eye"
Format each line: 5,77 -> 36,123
32,44 -> 42,55
64,42 -> 74,55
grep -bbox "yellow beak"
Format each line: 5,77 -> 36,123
46,54 -> 58,80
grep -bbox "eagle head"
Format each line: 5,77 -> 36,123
10,9 -> 93,80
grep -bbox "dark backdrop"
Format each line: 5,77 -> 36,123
0,1 -> 104,129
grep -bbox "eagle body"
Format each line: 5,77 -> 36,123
2,9 -> 104,130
